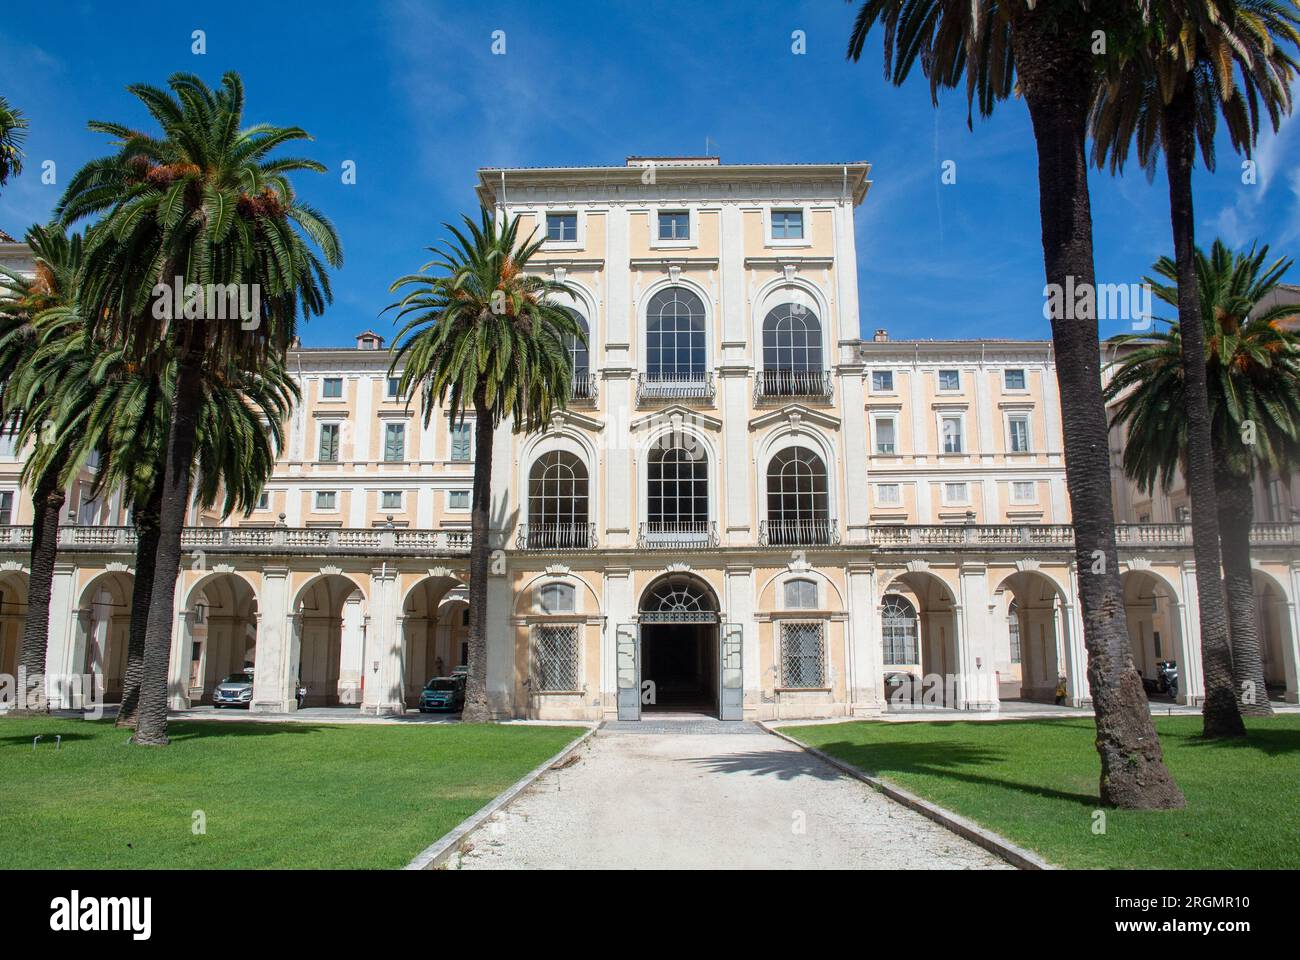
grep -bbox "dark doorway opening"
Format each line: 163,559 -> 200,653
641,621 -> 717,716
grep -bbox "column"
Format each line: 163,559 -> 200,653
840,364 -> 870,543
1177,561 -> 1205,705
1284,562 -> 1300,703
604,369 -> 634,546
725,564 -> 757,715
957,564 -> 998,710
485,569 -> 514,717
250,566 -> 292,712
601,567 -> 633,717
362,566 -> 402,715
720,368 -> 751,543
45,562 -> 78,708
845,562 -> 884,715
1063,565 -> 1091,706
337,595 -> 365,705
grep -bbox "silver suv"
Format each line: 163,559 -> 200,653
213,669 -> 255,708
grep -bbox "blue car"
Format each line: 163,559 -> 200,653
418,676 -> 465,713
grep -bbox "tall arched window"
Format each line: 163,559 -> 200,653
646,287 -> 706,381
761,303 -> 825,397
565,309 -> 592,400
882,595 -> 918,665
1008,599 -> 1022,664
765,447 -> 832,544
647,441 -> 709,538
526,452 -> 590,548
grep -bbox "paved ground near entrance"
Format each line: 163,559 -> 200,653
448,716 -> 1010,870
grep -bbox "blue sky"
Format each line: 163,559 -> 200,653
1,0 -> 1297,346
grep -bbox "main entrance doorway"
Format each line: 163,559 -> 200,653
617,574 -> 743,721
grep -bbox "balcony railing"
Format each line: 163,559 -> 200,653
636,371 -> 715,404
516,522 -> 597,550
759,518 -> 840,546
637,521 -> 719,549
754,369 -> 834,404
570,372 -> 598,405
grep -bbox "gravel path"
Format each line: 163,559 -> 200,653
449,721 -> 1010,870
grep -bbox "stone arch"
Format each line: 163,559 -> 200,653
1251,566 -> 1296,703
0,568 -> 28,680
74,570 -> 134,704
879,570 -> 959,706
183,571 -> 259,705
400,574 -> 467,705
991,568 -> 1070,703
1121,567 -> 1189,703
293,573 -> 367,707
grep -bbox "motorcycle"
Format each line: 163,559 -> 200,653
1156,660 -> 1178,700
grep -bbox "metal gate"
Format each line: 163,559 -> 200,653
719,621 -> 743,720
615,622 -> 640,721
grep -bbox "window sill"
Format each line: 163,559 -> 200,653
775,686 -> 832,694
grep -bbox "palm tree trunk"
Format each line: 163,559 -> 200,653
1162,88 -> 1245,739
132,355 -> 203,745
1215,463 -> 1272,716
1010,5 -> 1183,808
460,397 -> 494,723
115,472 -> 164,729
14,447 -> 69,715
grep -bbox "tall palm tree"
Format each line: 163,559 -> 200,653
57,72 -> 341,745
388,209 -> 584,723
1106,240 -> 1300,716
69,350 -> 297,727
1089,0 -> 1299,737
847,1 -> 1184,807
0,224 -> 92,713
0,96 -> 27,194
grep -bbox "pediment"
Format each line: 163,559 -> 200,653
550,408 -> 606,432
630,405 -> 723,432
749,403 -> 841,432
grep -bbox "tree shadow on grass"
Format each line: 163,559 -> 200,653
165,721 -> 344,742
1171,725 -> 1300,757
0,731 -> 97,746
816,738 -> 1100,807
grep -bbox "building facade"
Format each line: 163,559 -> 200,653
1,159 -> 1298,720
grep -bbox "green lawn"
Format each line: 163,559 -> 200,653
787,714 -> 1300,869
0,717 -> 585,869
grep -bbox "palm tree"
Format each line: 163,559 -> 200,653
57,72 -> 341,745
388,209 -> 584,723
1089,0 -> 1299,737
70,349 -> 297,727
1106,240 -> 1300,716
0,96 -> 27,193
0,225 -> 92,713
847,2 -> 1185,807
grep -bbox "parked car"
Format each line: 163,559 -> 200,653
883,671 -> 917,704
213,669 -> 255,709
419,676 -> 465,713
451,664 -> 469,677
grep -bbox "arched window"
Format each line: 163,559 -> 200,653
565,309 -> 592,400
647,441 -> 709,538
640,575 -> 717,620
645,287 -> 706,381
761,303 -> 825,397
536,582 -> 576,614
882,595 -> 918,665
784,578 -> 818,609
526,452 -> 590,548
1008,600 -> 1022,664
765,447 -> 832,545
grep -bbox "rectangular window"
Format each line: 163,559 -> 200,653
871,369 -> 894,392
384,423 -> 406,462
1267,480 -> 1286,521
780,622 -> 826,688
658,211 -> 690,240
0,431 -> 18,459
257,490 -> 270,510
321,377 -> 343,399
771,209 -> 804,239
533,624 -> 579,692
1009,613 -> 1022,664
386,376 -> 401,400
938,369 -> 961,391
874,418 -> 897,455
546,212 -> 577,242
941,415 -> 964,454
318,423 -> 340,462
450,421 -> 472,461
944,482 -> 968,504
2,490 -> 16,525
1004,368 -> 1027,390
1008,415 -> 1031,453
314,491 -> 337,511
1176,505 -> 1191,523
1012,481 -> 1035,502
381,490 -> 402,510
783,579 -> 818,609
537,582 -> 576,614
77,497 -> 99,526
448,490 -> 470,510
877,483 -> 901,506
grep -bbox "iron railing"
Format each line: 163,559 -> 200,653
754,369 -> 834,403
636,520 -> 719,549
636,371 -> 715,404
570,372 -> 598,404
759,518 -> 841,546
515,522 -> 597,550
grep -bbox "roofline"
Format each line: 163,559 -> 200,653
475,161 -> 872,208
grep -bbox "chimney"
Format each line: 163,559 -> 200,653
873,328 -> 889,342
356,330 -> 385,350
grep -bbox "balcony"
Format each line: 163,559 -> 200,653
759,518 -> 840,546
515,522 -> 597,550
636,371 -> 715,405
754,369 -> 834,404
570,372 -> 598,405
636,521 -> 719,549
